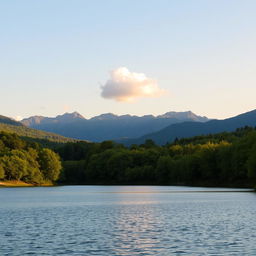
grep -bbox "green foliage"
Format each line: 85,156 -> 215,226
141,139 -> 157,148
60,160 -> 86,183
0,131 -> 62,184
39,149 -> 62,181
1,117 -> 255,187
247,145 -> 256,179
156,155 -> 177,184
0,154 -> 27,180
0,132 -> 26,149
57,126 -> 256,187
57,141 -> 94,161
0,140 -> 5,151
0,123 -> 75,143
0,163 -> 5,179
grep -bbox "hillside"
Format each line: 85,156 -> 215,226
121,109 -> 256,145
0,122 -> 76,144
21,111 -> 209,142
0,115 -> 24,126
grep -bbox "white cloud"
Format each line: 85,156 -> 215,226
101,67 -> 165,102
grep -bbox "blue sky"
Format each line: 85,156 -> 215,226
1,0 -> 256,120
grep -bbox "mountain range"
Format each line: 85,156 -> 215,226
120,109 -> 256,145
21,111 -> 209,142
2,109 -> 256,146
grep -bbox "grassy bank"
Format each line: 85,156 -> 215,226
0,180 -> 54,187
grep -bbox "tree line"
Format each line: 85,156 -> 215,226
1,127 -> 256,187
56,126 -> 256,187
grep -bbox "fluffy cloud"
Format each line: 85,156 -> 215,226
101,67 -> 165,102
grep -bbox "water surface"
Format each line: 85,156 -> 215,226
0,186 -> 255,255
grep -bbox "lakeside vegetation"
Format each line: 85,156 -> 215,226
0,127 -> 256,188
56,126 -> 256,187
0,180 -> 53,187
0,132 -> 62,185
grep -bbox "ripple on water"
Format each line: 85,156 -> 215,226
0,186 -> 255,256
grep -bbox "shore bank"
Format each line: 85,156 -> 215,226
0,180 -> 53,187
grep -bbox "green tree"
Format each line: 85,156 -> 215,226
9,149 -> 43,184
0,132 -> 25,150
0,155 -> 27,180
39,148 -> 62,181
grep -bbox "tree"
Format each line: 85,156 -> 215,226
0,155 -> 27,180
23,149 -> 43,184
39,148 -> 62,181
0,132 -> 25,150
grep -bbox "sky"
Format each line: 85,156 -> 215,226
0,0 -> 256,120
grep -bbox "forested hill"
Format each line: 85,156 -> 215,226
0,120 -> 76,144
120,109 -> 256,145
0,115 -> 24,127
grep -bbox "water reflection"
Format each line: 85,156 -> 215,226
112,198 -> 165,254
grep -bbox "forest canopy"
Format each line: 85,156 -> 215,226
0,132 -> 62,184
56,126 -> 256,188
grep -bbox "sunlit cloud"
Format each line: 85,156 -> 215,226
14,116 -> 23,121
101,67 -> 166,102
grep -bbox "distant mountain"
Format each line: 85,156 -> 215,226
21,111 -> 85,126
0,115 -> 76,144
0,115 -> 24,127
121,109 -> 256,145
157,111 -> 208,122
21,111 -> 209,142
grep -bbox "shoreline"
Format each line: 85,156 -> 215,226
0,180 -> 254,190
0,180 -> 53,187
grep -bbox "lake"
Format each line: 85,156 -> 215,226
0,186 -> 255,255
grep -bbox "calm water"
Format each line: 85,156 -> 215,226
0,186 -> 255,256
